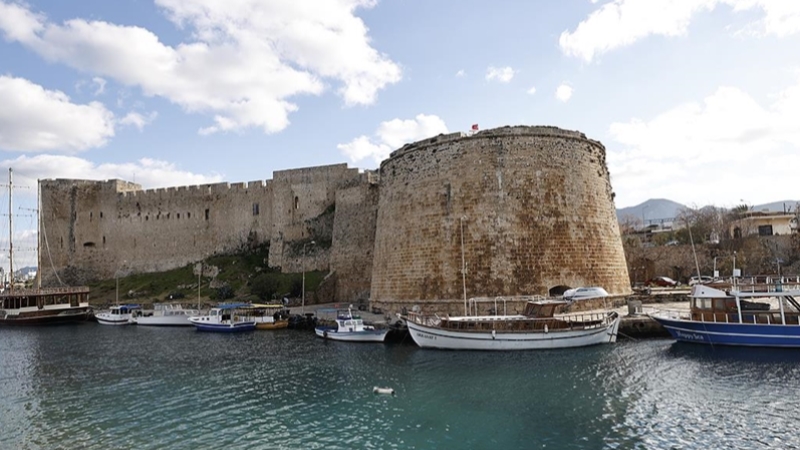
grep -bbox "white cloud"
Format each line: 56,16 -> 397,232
560,0 -> 800,62
92,77 -> 106,95
555,83 -> 573,102
456,69 -> 465,77
1,154 -> 224,189
338,114 -> 448,165
120,111 -> 158,131
0,0 -> 401,135
608,82 -> 800,207
526,86 -> 537,95
485,66 -> 515,83
0,75 -> 115,152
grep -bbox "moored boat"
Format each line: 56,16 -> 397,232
0,286 -> 93,325
96,304 -> 141,326
650,284 -> 800,347
188,303 -> 256,332
0,168 -> 93,326
406,296 -> 620,351
315,306 -> 389,342
238,303 -> 290,330
132,303 -> 198,326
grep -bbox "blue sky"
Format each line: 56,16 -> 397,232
0,0 -> 799,219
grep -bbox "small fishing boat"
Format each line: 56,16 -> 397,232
188,303 -> 256,332
238,303 -> 290,330
96,304 -> 141,326
405,296 -> 620,351
131,303 -> 199,326
315,306 -> 389,342
650,284 -> 800,347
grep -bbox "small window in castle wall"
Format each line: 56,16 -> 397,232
90,212 -> 93,221
83,242 -> 96,248
60,237 -> 63,248
295,196 -> 299,210
177,213 -> 180,219
102,236 -> 106,247
253,203 -> 260,216
188,212 -> 191,219
205,209 -> 209,220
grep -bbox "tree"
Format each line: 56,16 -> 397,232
250,273 -> 280,300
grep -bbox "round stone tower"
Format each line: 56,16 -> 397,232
369,126 -> 630,315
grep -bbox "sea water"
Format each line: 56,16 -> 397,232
2,324 -> 800,449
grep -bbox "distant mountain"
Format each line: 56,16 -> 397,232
616,199 -> 800,224
750,200 -> 800,214
616,199 -> 688,224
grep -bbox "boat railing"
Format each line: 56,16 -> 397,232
467,295 -> 547,316
408,310 -> 616,332
0,286 -> 91,297
690,310 -> 800,325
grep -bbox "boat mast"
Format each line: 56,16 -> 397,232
37,177 -> 41,290
8,168 -> 12,292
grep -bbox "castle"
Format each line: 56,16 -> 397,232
39,126 -> 631,314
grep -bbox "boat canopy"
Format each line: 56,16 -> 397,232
216,302 -> 252,310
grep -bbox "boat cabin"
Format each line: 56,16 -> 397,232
110,304 -> 140,315
690,286 -> 800,325
522,300 -> 566,318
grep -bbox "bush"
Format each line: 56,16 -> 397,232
250,273 -> 280,300
213,285 -> 235,301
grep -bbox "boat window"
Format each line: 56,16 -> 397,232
713,299 -> 726,311
694,298 -> 712,310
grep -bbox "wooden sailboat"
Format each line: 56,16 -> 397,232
0,169 -> 92,325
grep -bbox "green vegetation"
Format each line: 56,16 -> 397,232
87,244 -> 325,306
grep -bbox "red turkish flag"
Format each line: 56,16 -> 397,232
471,124 -> 479,130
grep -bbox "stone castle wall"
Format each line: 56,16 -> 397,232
369,126 -> 631,314
330,172 -> 380,303
39,126 -> 630,310
39,164 -> 370,297
39,178 -> 274,283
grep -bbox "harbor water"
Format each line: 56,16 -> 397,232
2,325 -> 800,449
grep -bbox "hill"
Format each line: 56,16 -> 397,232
616,199 -> 688,224
616,199 -> 800,223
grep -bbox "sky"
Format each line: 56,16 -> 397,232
0,0 -> 800,268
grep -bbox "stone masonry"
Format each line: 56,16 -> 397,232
369,126 -> 631,314
39,126 -> 630,313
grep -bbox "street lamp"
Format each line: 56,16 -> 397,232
302,240 -> 316,314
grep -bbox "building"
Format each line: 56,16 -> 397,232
39,126 -> 630,314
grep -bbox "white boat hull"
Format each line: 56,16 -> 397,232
96,314 -> 133,326
133,315 -> 193,326
406,315 -> 620,350
315,327 -> 389,342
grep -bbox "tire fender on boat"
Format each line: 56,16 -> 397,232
491,330 -> 496,339
544,324 -> 548,334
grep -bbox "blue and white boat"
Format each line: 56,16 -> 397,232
96,304 -> 141,326
650,285 -> 800,347
188,303 -> 256,332
315,306 -> 389,342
